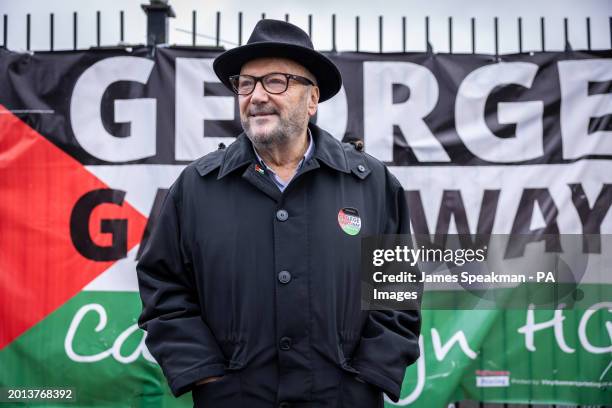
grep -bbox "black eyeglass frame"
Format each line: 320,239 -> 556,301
228,72 -> 316,95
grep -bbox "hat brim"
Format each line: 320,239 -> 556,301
213,42 -> 342,102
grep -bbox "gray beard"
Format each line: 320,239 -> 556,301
242,113 -> 307,150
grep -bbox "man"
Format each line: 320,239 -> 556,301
137,19 -> 421,408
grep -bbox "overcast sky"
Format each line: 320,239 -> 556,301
1,0 -> 611,53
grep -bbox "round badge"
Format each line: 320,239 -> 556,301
338,207 -> 361,236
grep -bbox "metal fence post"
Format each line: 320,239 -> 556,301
141,0 -> 176,45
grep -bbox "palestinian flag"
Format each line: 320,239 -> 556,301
1,47 -> 611,408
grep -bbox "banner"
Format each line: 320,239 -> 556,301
1,47 -> 610,407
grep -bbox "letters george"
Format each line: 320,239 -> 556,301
69,57 -> 612,163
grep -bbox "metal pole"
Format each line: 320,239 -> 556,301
2,14 -> 7,48
141,0 -> 176,46
402,16 -> 406,52
471,17 -> 476,54
216,11 -> 220,47
518,17 -> 523,53
494,16 -> 499,57
120,11 -> 124,42
96,11 -> 101,47
308,14 -> 312,38
448,17 -> 452,53
332,14 -> 336,51
379,15 -> 383,53
285,13 -> 289,23
425,16 -> 429,51
26,13 -> 30,51
73,12 -> 77,50
564,17 -> 569,50
586,17 -> 591,50
540,17 -> 546,51
50,13 -> 54,51
192,10 -> 196,46
355,16 -> 360,52
238,12 -> 243,46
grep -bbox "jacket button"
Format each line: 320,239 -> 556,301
276,209 -> 289,221
357,164 -> 366,172
278,270 -> 291,284
279,337 -> 292,351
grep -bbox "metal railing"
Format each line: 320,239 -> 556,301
185,11 -> 608,54
2,7 -> 611,53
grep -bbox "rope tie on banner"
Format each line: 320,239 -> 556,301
426,42 -> 434,56
425,16 -> 434,57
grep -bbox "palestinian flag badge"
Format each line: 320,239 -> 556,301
338,207 -> 361,236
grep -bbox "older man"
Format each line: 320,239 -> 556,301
137,19 -> 421,408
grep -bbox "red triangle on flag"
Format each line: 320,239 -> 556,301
0,105 -> 148,349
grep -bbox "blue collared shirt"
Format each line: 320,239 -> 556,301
252,129 -> 315,192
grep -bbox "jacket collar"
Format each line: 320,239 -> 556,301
217,123 -> 350,179
309,122 -> 350,174
217,133 -> 255,179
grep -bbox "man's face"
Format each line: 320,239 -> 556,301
238,57 -> 320,147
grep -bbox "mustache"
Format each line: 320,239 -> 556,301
248,106 -> 278,116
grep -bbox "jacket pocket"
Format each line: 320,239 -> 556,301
192,372 -> 243,408
218,338 -> 246,370
337,340 -> 359,375
337,332 -> 360,372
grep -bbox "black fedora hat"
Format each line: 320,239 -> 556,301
213,19 -> 342,102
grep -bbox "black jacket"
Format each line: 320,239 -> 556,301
137,123 -> 421,407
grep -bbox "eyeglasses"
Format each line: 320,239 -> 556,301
229,72 -> 315,95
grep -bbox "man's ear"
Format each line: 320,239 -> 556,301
308,86 -> 320,116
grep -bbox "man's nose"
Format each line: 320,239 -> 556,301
250,80 -> 270,103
